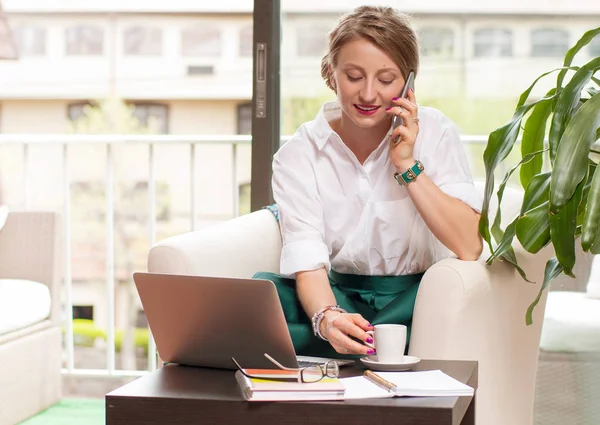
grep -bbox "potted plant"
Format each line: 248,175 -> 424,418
479,27 -> 600,324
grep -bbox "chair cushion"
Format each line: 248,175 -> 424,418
540,291 -> 600,353
586,255 -> 600,299
0,205 -> 8,230
0,279 -> 51,336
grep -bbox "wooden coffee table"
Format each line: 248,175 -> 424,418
106,359 -> 477,425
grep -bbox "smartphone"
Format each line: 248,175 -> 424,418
391,71 -> 416,131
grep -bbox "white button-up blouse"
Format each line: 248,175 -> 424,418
272,101 -> 482,278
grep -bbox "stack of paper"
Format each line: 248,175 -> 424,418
341,370 -> 474,400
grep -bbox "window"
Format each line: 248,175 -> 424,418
12,26 -> 46,56
237,103 -> 252,135
187,65 -> 214,76
73,305 -> 94,320
588,36 -> 600,57
296,25 -> 329,57
123,26 -> 162,56
473,28 -> 513,58
181,27 -> 221,57
131,103 -> 169,134
419,28 -> 454,57
66,26 -> 104,55
0,12 -> 17,60
239,25 -> 253,57
136,310 -> 149,328
531,28 -> 569,57
67,101 -> 93,122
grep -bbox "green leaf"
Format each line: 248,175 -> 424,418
486,217 -> 518,264
480,67 -> 577,254
581,165 -> 600,251
516,202 -> 550,253
577,176 -> 593,225
557,27 -> 600,89
515,172 -> 553,253
592,235 -> 600,254
521,172 -> 552,213
520,90 -> 555,189
525,257 -> 564,326
549,178 -> 586,277
550,93 -> 600,212
491,149 -> 547,244
485,218 -> 534,283
500,249 -> 532,283
549,58 -> 600,162
480,96 -> 553,252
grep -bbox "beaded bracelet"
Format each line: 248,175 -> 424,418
311,305 -> 347,341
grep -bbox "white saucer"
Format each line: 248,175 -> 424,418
360,355 -> 421,371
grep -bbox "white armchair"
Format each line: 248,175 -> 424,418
148,184 -> 553,425
0,211 -> 63,425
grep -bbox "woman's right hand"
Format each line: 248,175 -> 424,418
320,311 -> 375,355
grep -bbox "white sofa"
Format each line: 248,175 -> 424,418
534,254 -> 600,425
0,211 -> 63,425
146,184 -> 561,425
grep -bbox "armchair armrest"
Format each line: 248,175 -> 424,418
148,209 -> 282,278
0,211 -> 62,325
409,243 -> 553,425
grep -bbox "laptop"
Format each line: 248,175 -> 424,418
132,272 -> 354,370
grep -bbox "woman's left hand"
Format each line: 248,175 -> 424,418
387,88 -> 419,172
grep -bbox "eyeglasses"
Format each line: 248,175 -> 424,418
231,353 -> 340,383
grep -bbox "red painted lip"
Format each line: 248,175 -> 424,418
354,104 -> 380,116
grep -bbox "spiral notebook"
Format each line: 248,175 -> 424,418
340,370 -> 474,399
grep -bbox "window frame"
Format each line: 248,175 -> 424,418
530,28 -> 569,58
123,26 -> 163,57
181,26 -> 222,58
65,25 -> 105,56
473,28 -> 513,58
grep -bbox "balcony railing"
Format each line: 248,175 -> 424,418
0,133 -> 490,378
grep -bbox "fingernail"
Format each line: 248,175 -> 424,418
366,337 -> 373,344
410,88 -> 414,93
392,97 -> 398,100
367,323 -> 374,328
367,349 -> 375,355
385,107 -> 391,111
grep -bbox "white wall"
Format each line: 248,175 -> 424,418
0,14 -> 253,100
0,99 -> 71,133
2,11 -> 598,101
4,0 -> 600,15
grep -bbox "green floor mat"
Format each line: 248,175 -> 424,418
19,398 -> 104,425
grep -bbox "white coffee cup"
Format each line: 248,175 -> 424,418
365,324 -> 407,364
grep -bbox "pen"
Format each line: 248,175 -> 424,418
364,370 -> 397,393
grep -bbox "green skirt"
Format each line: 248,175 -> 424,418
252,269 -> 423,359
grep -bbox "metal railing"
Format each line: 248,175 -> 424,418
0,133 -> 489,378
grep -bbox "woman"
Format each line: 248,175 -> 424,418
255,5 -> 483,359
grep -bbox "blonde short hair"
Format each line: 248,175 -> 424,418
320,6 -> 419,92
